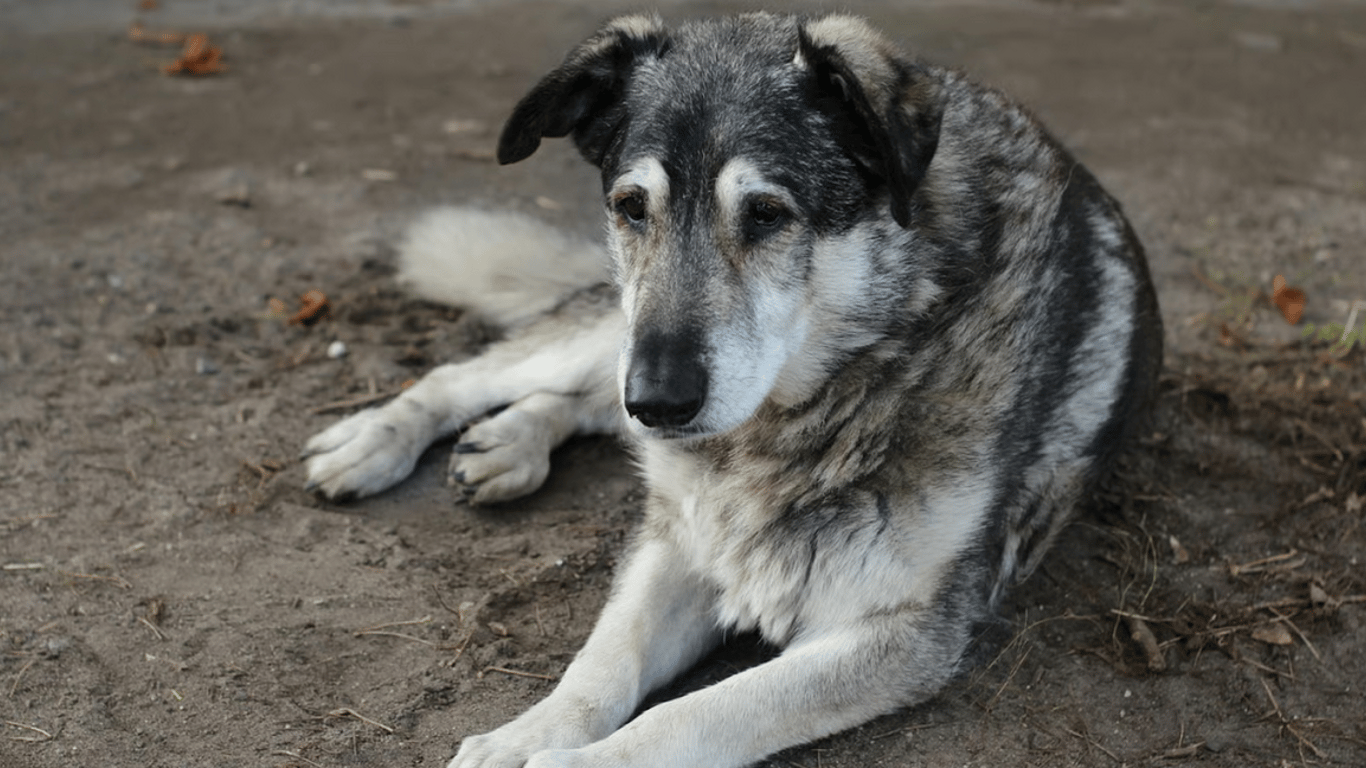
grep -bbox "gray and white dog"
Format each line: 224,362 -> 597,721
302,12 -> 1162,768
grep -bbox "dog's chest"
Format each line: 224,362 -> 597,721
640,442 -> 815,641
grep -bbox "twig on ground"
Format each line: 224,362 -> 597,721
1062,726 -> 1122,763
431,585 -> 464,620
309,390 -> 398,415
869,722 -> 937,740
480,666 -> 557,682
4,721 -> 53,741
444,629 -> 476,666
325,708 -> 394,733
983,643 -> 1032,712
7,657 -> 37,697
1229,550 -> 1305,576
138,616 -> 168,641
1157,742 -> 1205,759
354,615 -> 432,634
1124,614 -> 1167,672
1239,655 -> 1296,681
1260,677 -> 1327,759
1267,608 -> 1322,663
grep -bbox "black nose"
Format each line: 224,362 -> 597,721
624,330 -> 708,429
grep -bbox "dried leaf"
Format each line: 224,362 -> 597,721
1251,623 -> 1293,646
288,290 -> 330,326
163,33 -> 226,76
1271,274 -> 1306,325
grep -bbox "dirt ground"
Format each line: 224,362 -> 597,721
2,1 -> 1364,766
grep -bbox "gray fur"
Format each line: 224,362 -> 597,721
302,12 -> 1161,768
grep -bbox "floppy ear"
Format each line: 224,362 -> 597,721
798,15 -> 944,228
498,14 -> 670,167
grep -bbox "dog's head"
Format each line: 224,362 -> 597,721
499,13 -> 944,439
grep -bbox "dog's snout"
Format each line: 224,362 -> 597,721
625,330 -> 708,429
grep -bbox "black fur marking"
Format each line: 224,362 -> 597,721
797,25 -> 944,228
498,22 -> 670,167
874,492 -> 892,539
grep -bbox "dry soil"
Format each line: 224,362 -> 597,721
2,1 -> 1364,767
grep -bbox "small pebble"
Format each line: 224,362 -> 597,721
213,169 -> 252,207
327,340 -> 348,359
195,357 -> 219,375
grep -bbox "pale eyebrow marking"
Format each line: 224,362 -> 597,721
715,157 -> 793,221
611,156 -> 671,217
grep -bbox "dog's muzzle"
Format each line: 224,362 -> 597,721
624,330 -> 708,429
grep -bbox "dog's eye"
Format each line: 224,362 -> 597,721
615,194 -> 647,224
748,200 -> 786,228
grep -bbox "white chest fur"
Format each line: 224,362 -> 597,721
636,437 -> 993,645
638,440 -> 817,642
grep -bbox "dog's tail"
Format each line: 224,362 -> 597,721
396,206 -> 610,329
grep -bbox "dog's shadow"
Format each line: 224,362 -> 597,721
634,631 -> 779,715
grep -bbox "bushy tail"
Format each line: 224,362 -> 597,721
396,206 -> 610,329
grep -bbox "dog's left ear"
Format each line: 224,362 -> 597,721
498,14 -> 670,167
797,16 -> 944,228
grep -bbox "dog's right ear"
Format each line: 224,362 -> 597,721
498,14 -> 669,167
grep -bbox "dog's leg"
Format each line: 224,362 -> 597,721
449,538 -> 721,768
302,306 -> 623,501
449,388 -> 620,505
516,610 -> 967,768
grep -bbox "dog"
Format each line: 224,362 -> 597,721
301,12 -> 1162,768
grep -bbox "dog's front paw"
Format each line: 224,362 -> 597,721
447,698 -> 603,768
445,732 -> 533,768
447,728 -> 585,768
301,406 -> 434,500
448,410 -> 554,505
